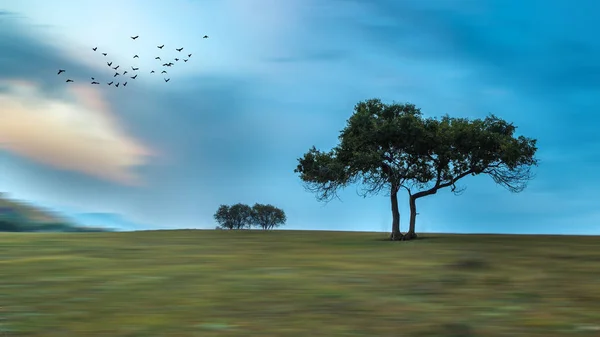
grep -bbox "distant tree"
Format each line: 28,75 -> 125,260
213,203 -> 254,230
214,205 -> 234,230
295,98 -> 538,241
251,203 -> 286,230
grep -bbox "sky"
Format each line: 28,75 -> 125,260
0,0 -> 599,235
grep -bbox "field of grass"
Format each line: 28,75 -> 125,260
1,230 -> 599,336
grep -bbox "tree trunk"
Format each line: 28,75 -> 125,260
389,190 -> 404,241
404,194 -> 419,240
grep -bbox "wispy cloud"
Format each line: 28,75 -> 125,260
0,80 -> 154,185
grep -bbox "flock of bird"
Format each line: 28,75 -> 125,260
56,35 -> 209,87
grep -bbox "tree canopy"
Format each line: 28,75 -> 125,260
295,98 -> 538,240
214,203 -> 254,230
214,203 -> 287,230
399,113 -> 539,239
251,203 -> 286,230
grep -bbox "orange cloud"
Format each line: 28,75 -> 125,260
0,80 -> 155,186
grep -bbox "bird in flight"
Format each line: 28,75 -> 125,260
107,81 -> 113,86
57,69 -> 65,75
93,47 -> 97,51
161,70 -> 167,74
123,82 -> 127,87
203,35 -> 208,39
115,83 -> 120,87
91,81 -> 99,84
131,74 -> 138,79
102,53 -> 107,56
123,70 -> 128,75
176,47 -> 183,52
157,45 -> 164,49
113,65 -> 120,70
132,66 -> 139,71
150,70 -> 155,73
107,62 -> 113,67
165,62 -> 174,67
66,79 -> 74,82
164,78 -> 170,82
188,53 -> 192,58
114,72 -> 120,77
133,55 -> 139,58
155,57 -> 161,60
131,36 -> 139,40
183,59 -> 188,62
175,58 -> 179,61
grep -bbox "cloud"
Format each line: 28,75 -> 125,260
0,80 -> 154,185
0,20 -> 155,186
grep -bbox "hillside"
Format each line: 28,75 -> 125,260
0,230 -> 598,336
0,193 -> 110,232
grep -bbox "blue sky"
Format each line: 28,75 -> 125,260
0,0 -> 598,235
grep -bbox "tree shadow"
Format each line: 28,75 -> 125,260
373,234 -> 443,242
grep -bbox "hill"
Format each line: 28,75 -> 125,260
0,230 -> 598,336
0,193 -> 110,232
64,212 -> 147,231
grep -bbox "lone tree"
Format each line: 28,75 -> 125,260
251,203 -> 286,230
295,99 -> 428,240
213,203 -> 254,230
295,98 -> 538,241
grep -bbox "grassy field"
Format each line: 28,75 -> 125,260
1,230 -> 599,336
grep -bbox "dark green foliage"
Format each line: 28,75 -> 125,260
402,113 -> 538,238
214,203 -> 287,230
295,98 -> 539,240
251,203 -> 286,230
0,220 -> 22,232
296,99 -> 426,201
295,99 -> 428,239
409,114 -> 538,194
213,203 -> 254,230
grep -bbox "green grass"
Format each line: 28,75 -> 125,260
1,230 -> 599,336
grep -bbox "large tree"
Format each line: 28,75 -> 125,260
295,98 -> 538,240
400,114 -> 538,240
295,99 -> 429,240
